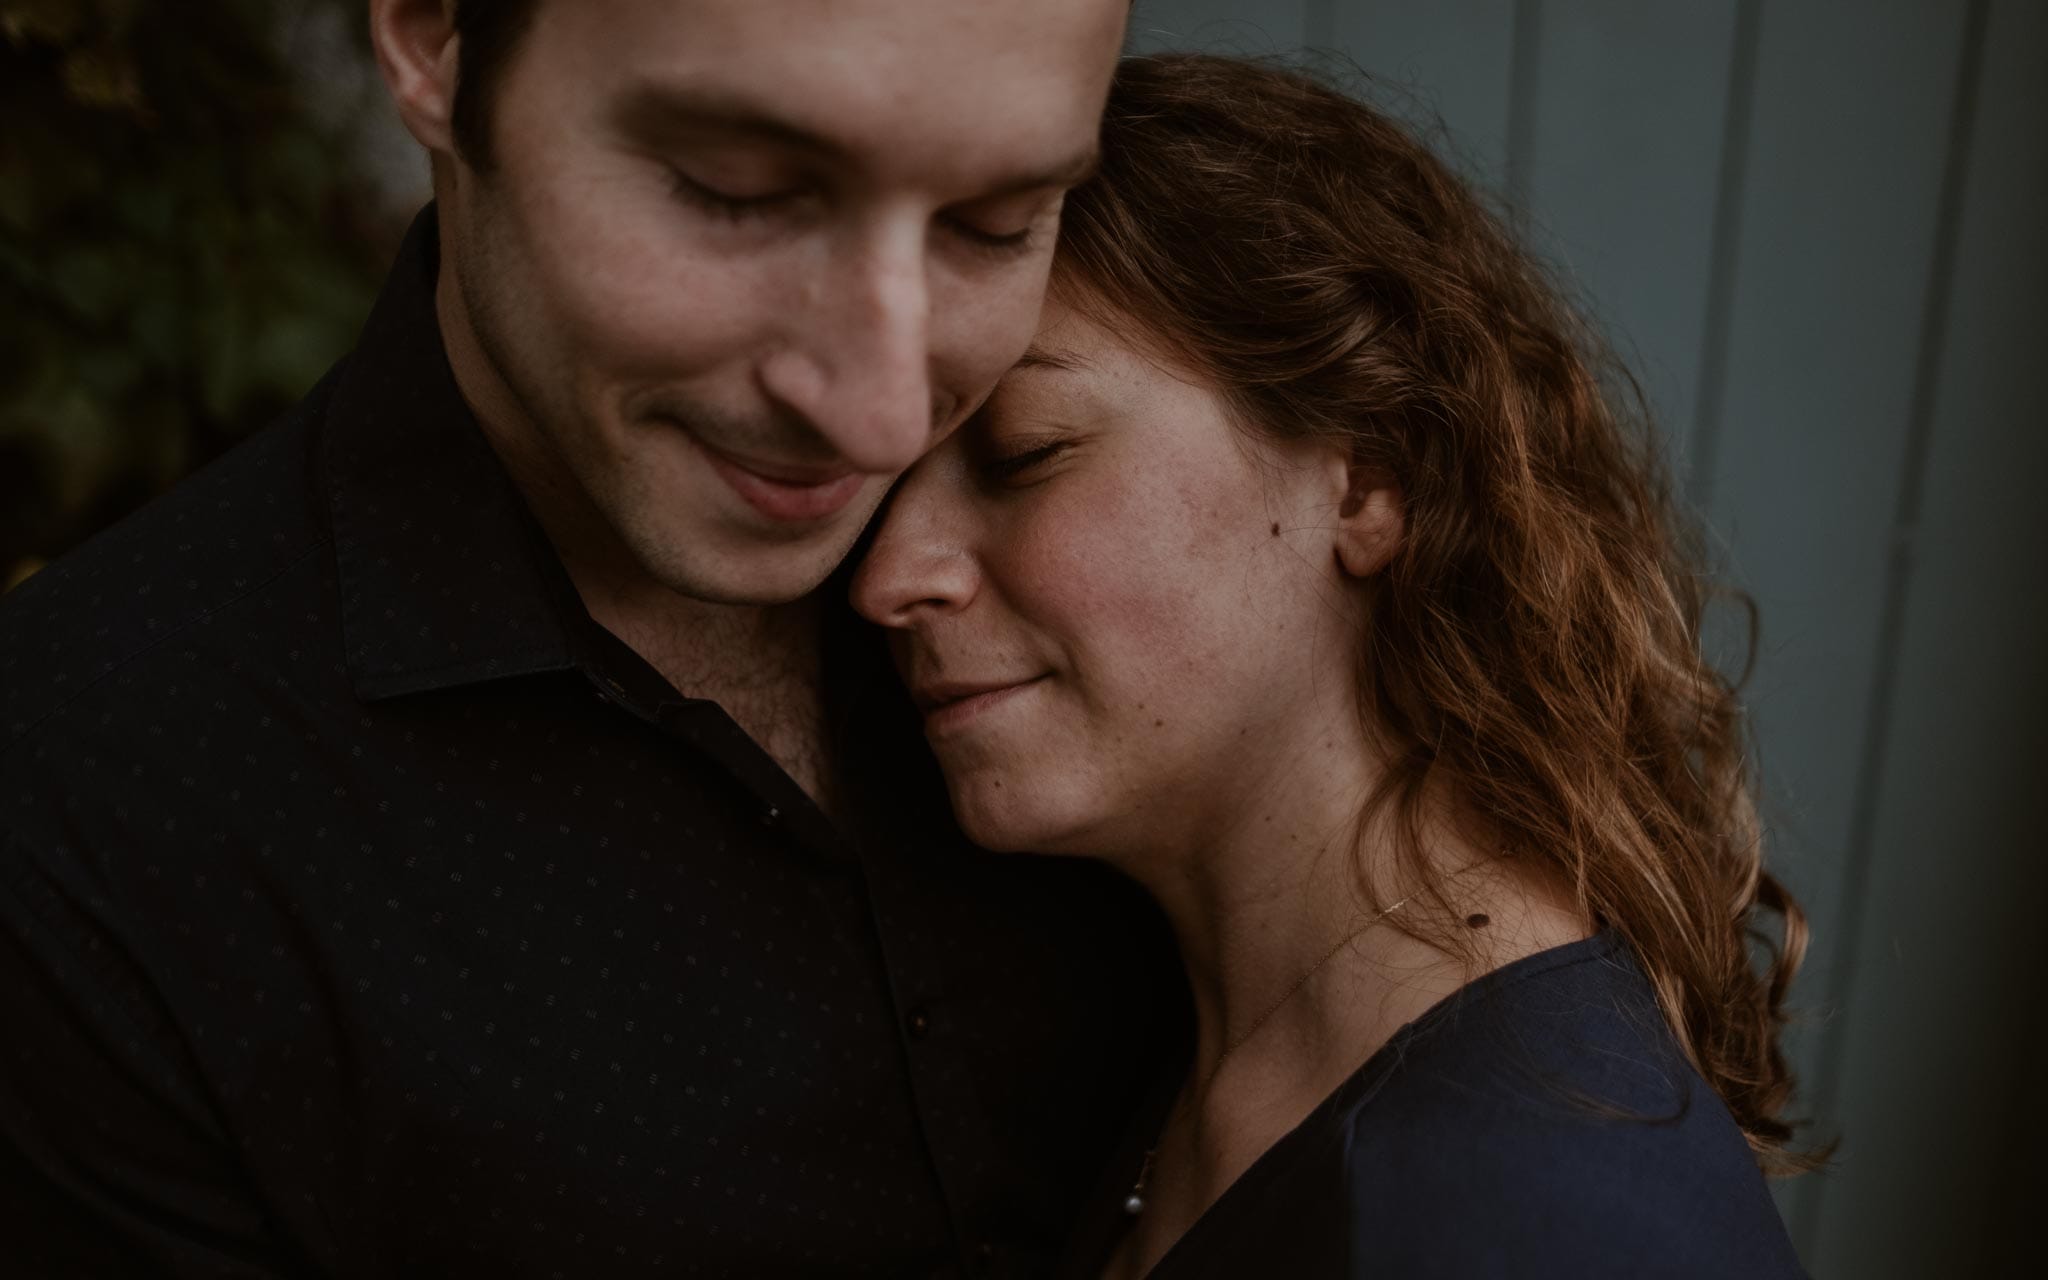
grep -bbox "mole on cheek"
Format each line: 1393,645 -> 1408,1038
1270,522 -> 1280,536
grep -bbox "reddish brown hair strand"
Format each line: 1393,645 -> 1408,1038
1056,53 -> 1821,1174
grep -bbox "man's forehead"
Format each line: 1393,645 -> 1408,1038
576,0 -> 1126,78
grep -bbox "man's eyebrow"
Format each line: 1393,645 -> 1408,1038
610,81 -> 1100,196
610,82 -> 843,157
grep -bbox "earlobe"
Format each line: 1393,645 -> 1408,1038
368,0 -> 464,157
1334,463 -> 1405,580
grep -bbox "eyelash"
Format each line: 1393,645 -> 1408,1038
982,440 -> 1068,483
668,170 -> 792,222
668,169 -> 1042,258
947,218 -> 1041,260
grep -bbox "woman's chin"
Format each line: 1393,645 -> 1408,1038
943,769 -> 1094,857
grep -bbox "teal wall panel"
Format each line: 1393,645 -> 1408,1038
1799,0 -> 2045,1272
1687,6 -> 1973,1250
1520,0 -> 1743,465
1331,0 -> 1519,188
1127,0 -> 1309,53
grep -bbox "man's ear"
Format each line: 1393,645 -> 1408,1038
369,0 -> 464,157
1333,460 -> 1405,580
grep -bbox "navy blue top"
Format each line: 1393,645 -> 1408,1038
1059,932 -> 1808,1278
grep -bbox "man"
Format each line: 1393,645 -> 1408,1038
0,2 -> 1180,1275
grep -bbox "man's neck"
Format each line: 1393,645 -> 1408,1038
526,477 -> 836,807
582,571 -> 834,805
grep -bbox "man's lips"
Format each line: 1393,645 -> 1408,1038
691,437 -> 866,523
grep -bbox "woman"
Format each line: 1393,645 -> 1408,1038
853,54 -> 1815,1278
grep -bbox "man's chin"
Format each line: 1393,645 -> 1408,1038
578,456 -> 883,603
627,523 -> 869,608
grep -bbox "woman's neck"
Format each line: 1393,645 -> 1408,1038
1097,716 -> 1589,1279
1107,707 -> 1449,1106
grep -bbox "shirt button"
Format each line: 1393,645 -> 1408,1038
906,1008 -> 932,1039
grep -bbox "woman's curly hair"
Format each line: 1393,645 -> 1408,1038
1057,52 -> 1819,1173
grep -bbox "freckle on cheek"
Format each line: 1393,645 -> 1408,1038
1154,719 -> 1165,728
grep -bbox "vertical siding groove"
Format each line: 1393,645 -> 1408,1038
1504,0 -> 1544,209
1685,0 -> 1763,507
1800,0 -> 1993,1225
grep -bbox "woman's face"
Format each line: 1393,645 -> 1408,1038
852,293 -> 1379,857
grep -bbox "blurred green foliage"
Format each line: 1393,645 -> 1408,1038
1,0 -> 400,589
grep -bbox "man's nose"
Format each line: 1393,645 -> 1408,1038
761,227 -> 936,475
849,469 -> 979,629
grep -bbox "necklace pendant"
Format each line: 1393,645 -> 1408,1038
1124,1146 -> 1156,1216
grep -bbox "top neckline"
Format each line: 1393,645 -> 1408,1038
1060,929 -> 1631,1280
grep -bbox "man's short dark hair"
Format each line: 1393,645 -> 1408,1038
450,0 -> 542,168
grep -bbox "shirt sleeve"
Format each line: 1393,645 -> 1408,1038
0,839 -> 300,1278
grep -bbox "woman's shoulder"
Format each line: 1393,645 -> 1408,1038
1124,934 -> 1809,1280
1348,930 -> 1709,1121
1323,931 -> 1808,1276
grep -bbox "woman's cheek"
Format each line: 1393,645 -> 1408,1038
1015,482 -> 1221,709
1009,481 -> 1160,633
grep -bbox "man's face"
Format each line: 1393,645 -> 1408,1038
438,0 -> 1127,605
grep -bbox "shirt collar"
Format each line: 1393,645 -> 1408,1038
321,205 -> 581,703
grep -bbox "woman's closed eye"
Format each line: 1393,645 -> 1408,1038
977,437 -> 1071,486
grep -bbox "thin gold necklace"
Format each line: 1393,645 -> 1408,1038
1122,894 -> 1411,1217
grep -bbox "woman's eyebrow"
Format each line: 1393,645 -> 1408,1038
1012,345 -> 1092,374
994,348 -> 1122,424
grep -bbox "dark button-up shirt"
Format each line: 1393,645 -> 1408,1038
0,211 -> 1182,1279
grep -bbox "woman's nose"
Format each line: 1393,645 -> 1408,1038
850,469 -> 980,628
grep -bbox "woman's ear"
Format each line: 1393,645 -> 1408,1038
1334,461 -> 1405,580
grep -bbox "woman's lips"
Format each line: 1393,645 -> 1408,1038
920,676 -> 1049,738
695,439 -> 866,523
